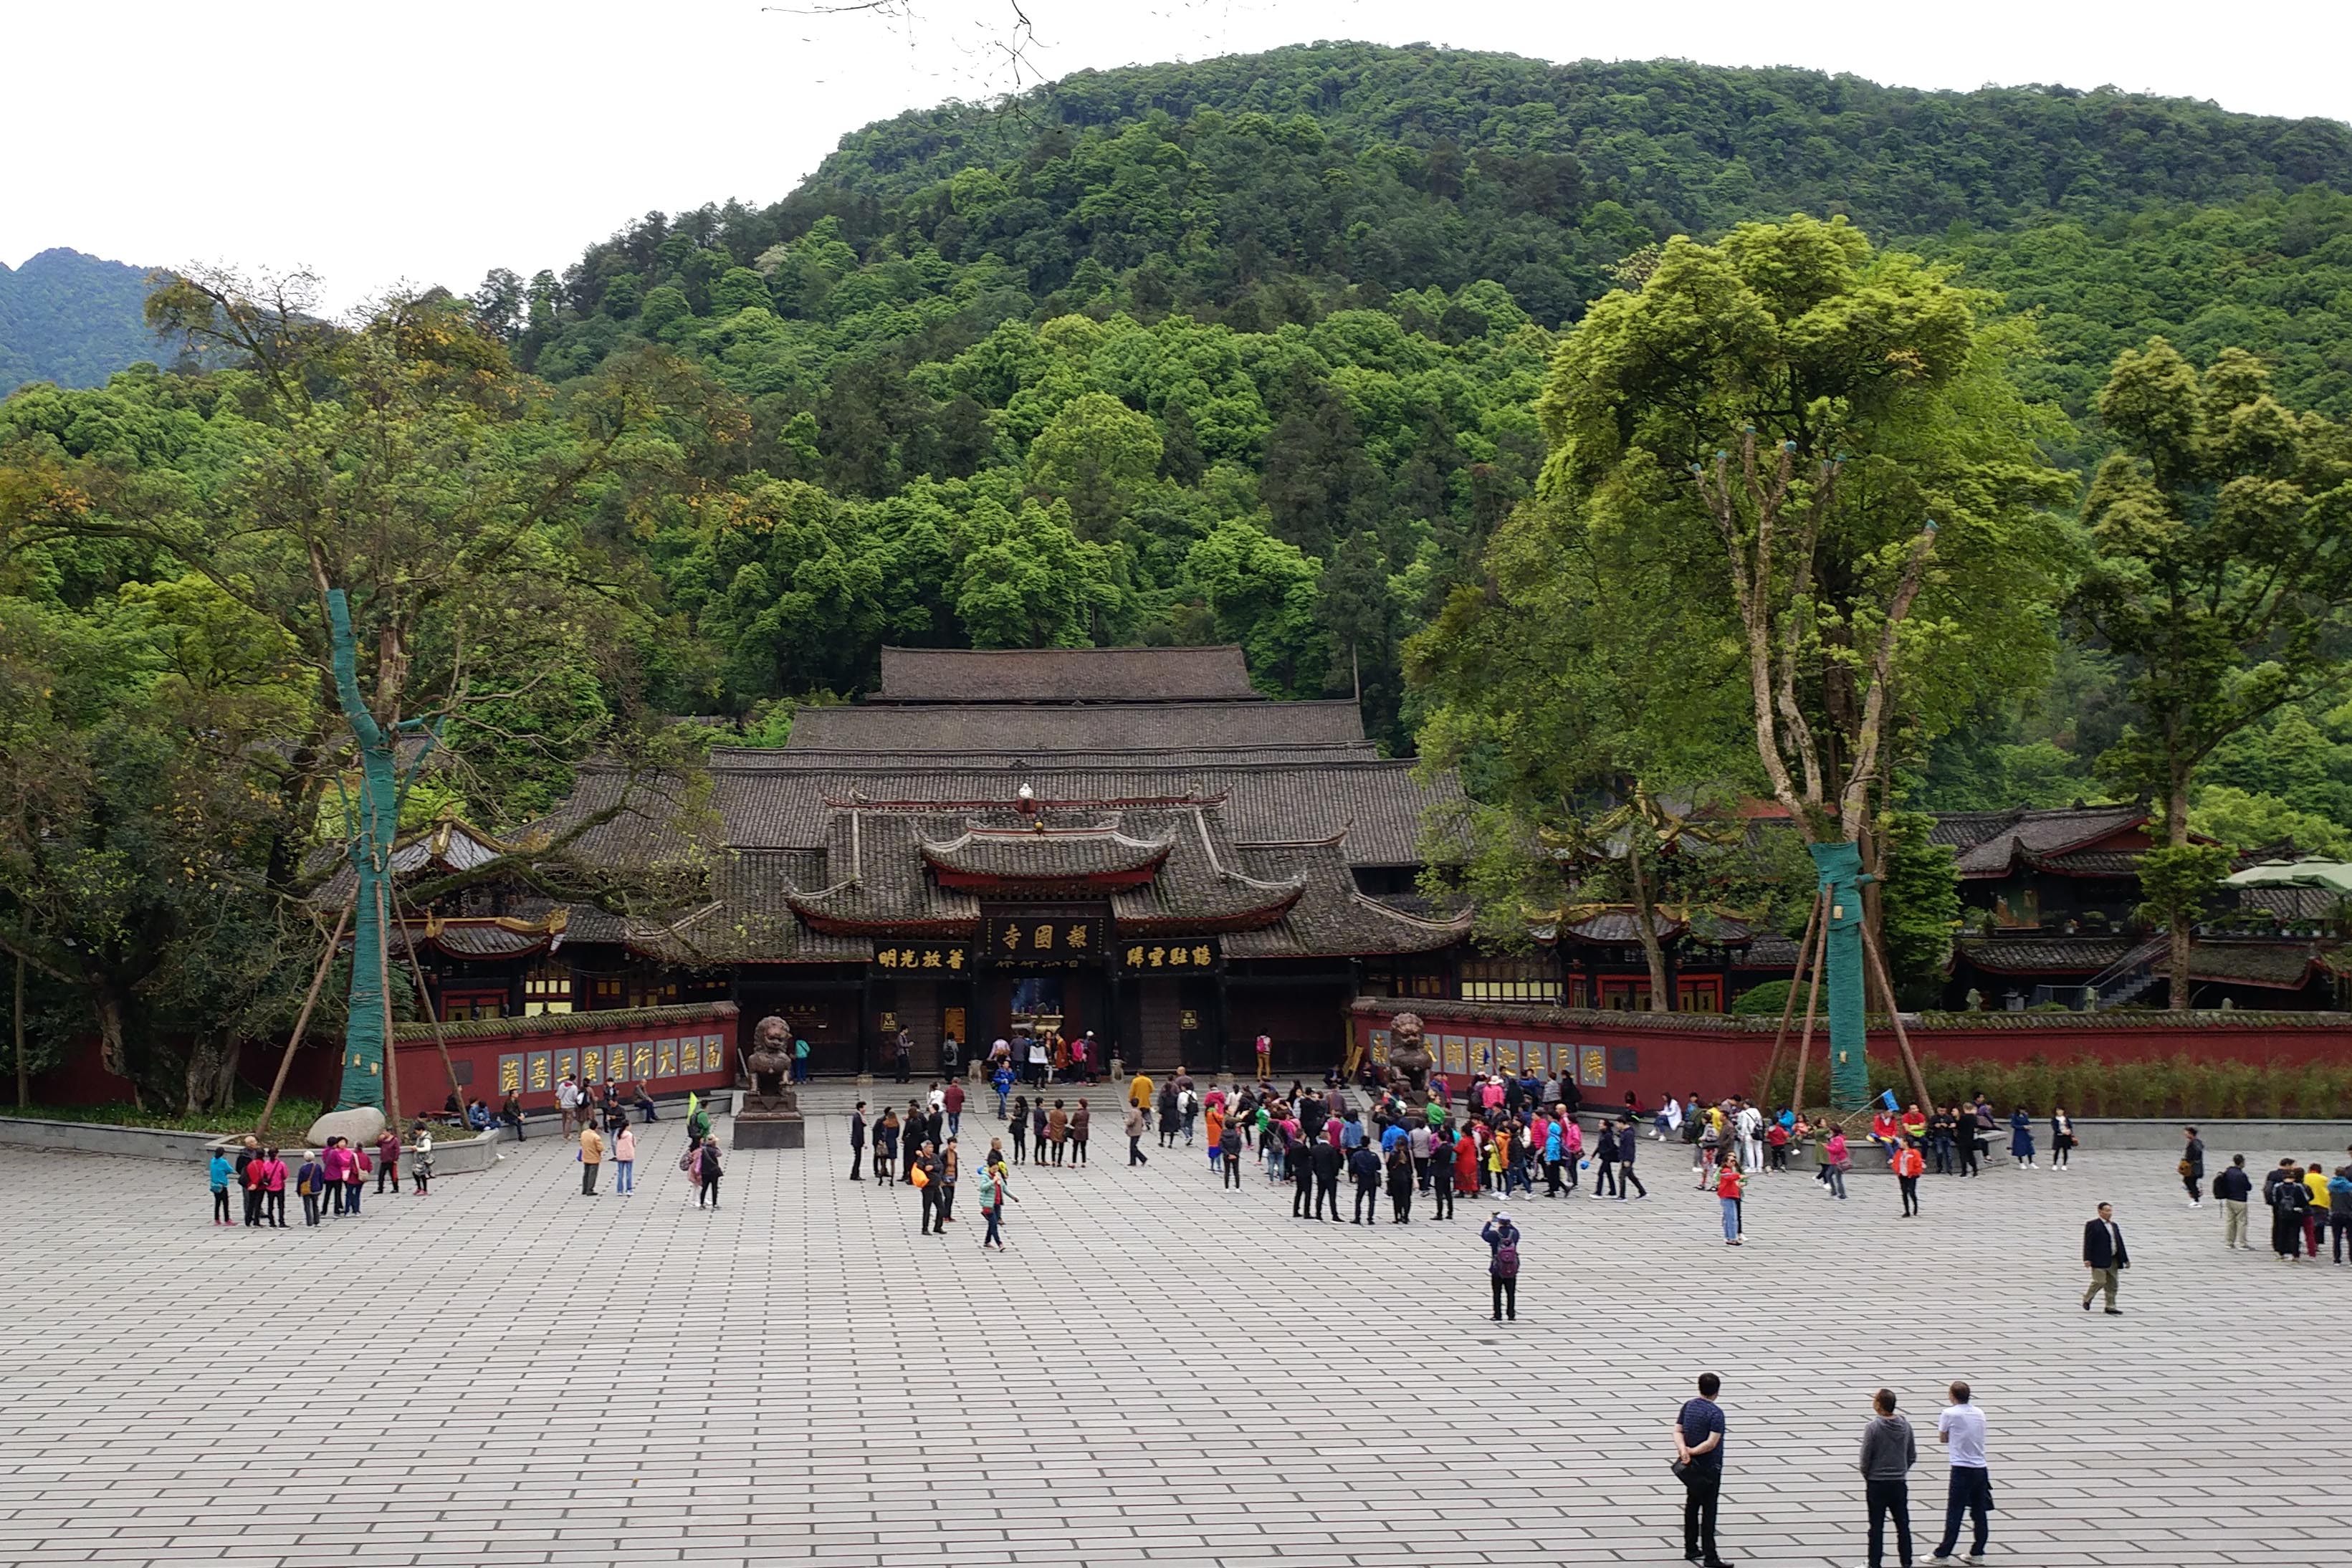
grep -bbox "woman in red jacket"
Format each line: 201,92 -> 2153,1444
1453,1121 -> 1483,1195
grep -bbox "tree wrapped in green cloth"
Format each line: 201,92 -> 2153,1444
1529,217 -> 2073,1109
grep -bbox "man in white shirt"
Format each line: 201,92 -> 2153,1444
555,1075 -> 581,1135
1929,1380 -> 1991,1564
1736,1101 -> 1764,1172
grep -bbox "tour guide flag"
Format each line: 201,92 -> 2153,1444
687,1092 -> 700,1122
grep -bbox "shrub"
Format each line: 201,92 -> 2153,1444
1731,980 -> 1794,1018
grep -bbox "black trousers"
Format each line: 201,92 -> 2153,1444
1354,1184 -> 1379,1222
1544,1159 -> 1564,1195
920,1191 -> 942,1233
2184,1172 -> 2203,1201
1315,1179 -> 1340,1219
1390,1189 -> 1410,1222
266,1190 -> 286,1227
1223,1155 -> 1243,1188
1866,1476 -> 1912,1567
1129,1136 -> 1146,1165
581,1162 -> 598,1195
243,1187 -> 263,1225
849,1142 -> 864,1180
212,1190 -> 230,1223
1596,1161 -> 1619,1197
1898,1175 -> 1920,1215
1293,1179 -> 1313,1216
1433,1182 -> 1454,1218
1933,1466 -> 1991,1557
1682,1468 -> 1721,1562
1489,1275 -> 1516,1319
699,1175 -> 720,1208
1619,1166 -> 1646,1197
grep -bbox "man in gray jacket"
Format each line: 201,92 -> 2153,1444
1860,1387 -> 1917,1568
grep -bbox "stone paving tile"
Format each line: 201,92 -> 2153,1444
1,1088 -> 2347,1567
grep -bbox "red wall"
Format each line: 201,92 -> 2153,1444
1352,1003 -> 2352,1111
389,1005 -> 740,1120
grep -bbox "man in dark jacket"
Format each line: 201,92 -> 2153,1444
848,1101 -> 866,1182
1348,1142 -> 1383,1224
2181,1127 -> 2206,1207
914,1143 -> 942,1234
1430,1129 -> 1458,1219
1858,1388 -> 1916,1568
1291,1134 -> 1315,1218
2214,1153 -> 2253,1248
1311,1137 -> 1344,1220
2080,1202 -> 2129,1314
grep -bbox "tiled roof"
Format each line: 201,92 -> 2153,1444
1225,842 -> 1469,957
874,645 -> 1261,703
2026,849 -> 2144,877
2187,941 -> 2333,988
1951,934 -> 2134,975
919,826 -> 1173,882
312,816 -> 514,903
785,700 -> 1369,753
1930,805 -> 2148,877
2236,886 -> 2341,922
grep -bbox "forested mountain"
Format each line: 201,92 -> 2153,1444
0,248 -> 169,395
8,43 -> 2352,1099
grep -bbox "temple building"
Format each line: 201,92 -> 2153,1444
384,646 -> 1476,1076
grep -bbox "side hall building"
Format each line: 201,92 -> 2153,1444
398,646 -> 1476,1078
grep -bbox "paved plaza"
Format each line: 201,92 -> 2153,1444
2,1090 -> 2347,1568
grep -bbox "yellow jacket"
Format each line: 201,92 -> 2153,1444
1129,1074 -> 1153,1108
580,1128 -> 604,1164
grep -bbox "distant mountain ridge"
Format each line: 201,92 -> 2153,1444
0,247 -> 169,395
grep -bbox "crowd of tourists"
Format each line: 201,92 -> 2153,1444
206,1122 -> 435,1228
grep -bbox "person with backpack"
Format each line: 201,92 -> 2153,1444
2268,1162 -> 2308,1261
696,1138 -> 723,1210
207,1149 -> 234,1227
1481,1210 -> 1521,1321
1218,1115 -> 1244,1188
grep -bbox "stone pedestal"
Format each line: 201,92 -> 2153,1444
733,1111 -> 805,1150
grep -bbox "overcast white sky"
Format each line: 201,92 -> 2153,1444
11,0 -> 2347,311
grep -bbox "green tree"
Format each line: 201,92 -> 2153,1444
2073,340 -> 2352,1005
1026,391 -> 1160,538
1183,516 -> 1326,697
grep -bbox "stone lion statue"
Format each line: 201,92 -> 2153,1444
1385,1011 -> 1434,1096
744,1014 -> 798,1114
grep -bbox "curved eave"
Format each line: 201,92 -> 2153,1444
785,897 -> 977,940
1113,881 -> 1306,935
929,864 -> 1165,892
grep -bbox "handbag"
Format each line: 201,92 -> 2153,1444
2176,1159 -> 2193,1177
1670,1458 -> 1691,1482
911,1165 -> 929,1189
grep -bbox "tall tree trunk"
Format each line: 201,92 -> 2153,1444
2167,762 -> 2193,1011
1625,831 -> 1673,1013
13,954 -> 24,1110
328,589 -> 401,1110
90,984 -> 138,1110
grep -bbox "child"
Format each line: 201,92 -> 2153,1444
208,1149 -> 233,1225
413,1131 -> 436,1196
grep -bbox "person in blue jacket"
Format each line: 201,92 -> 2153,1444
207,1151 -> 233,1225
2009,1106 -> 2037,1168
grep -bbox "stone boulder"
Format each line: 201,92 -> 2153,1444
307,1104 -> 388,1149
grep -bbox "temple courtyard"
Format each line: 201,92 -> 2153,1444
2,1091 -> 2346,1568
